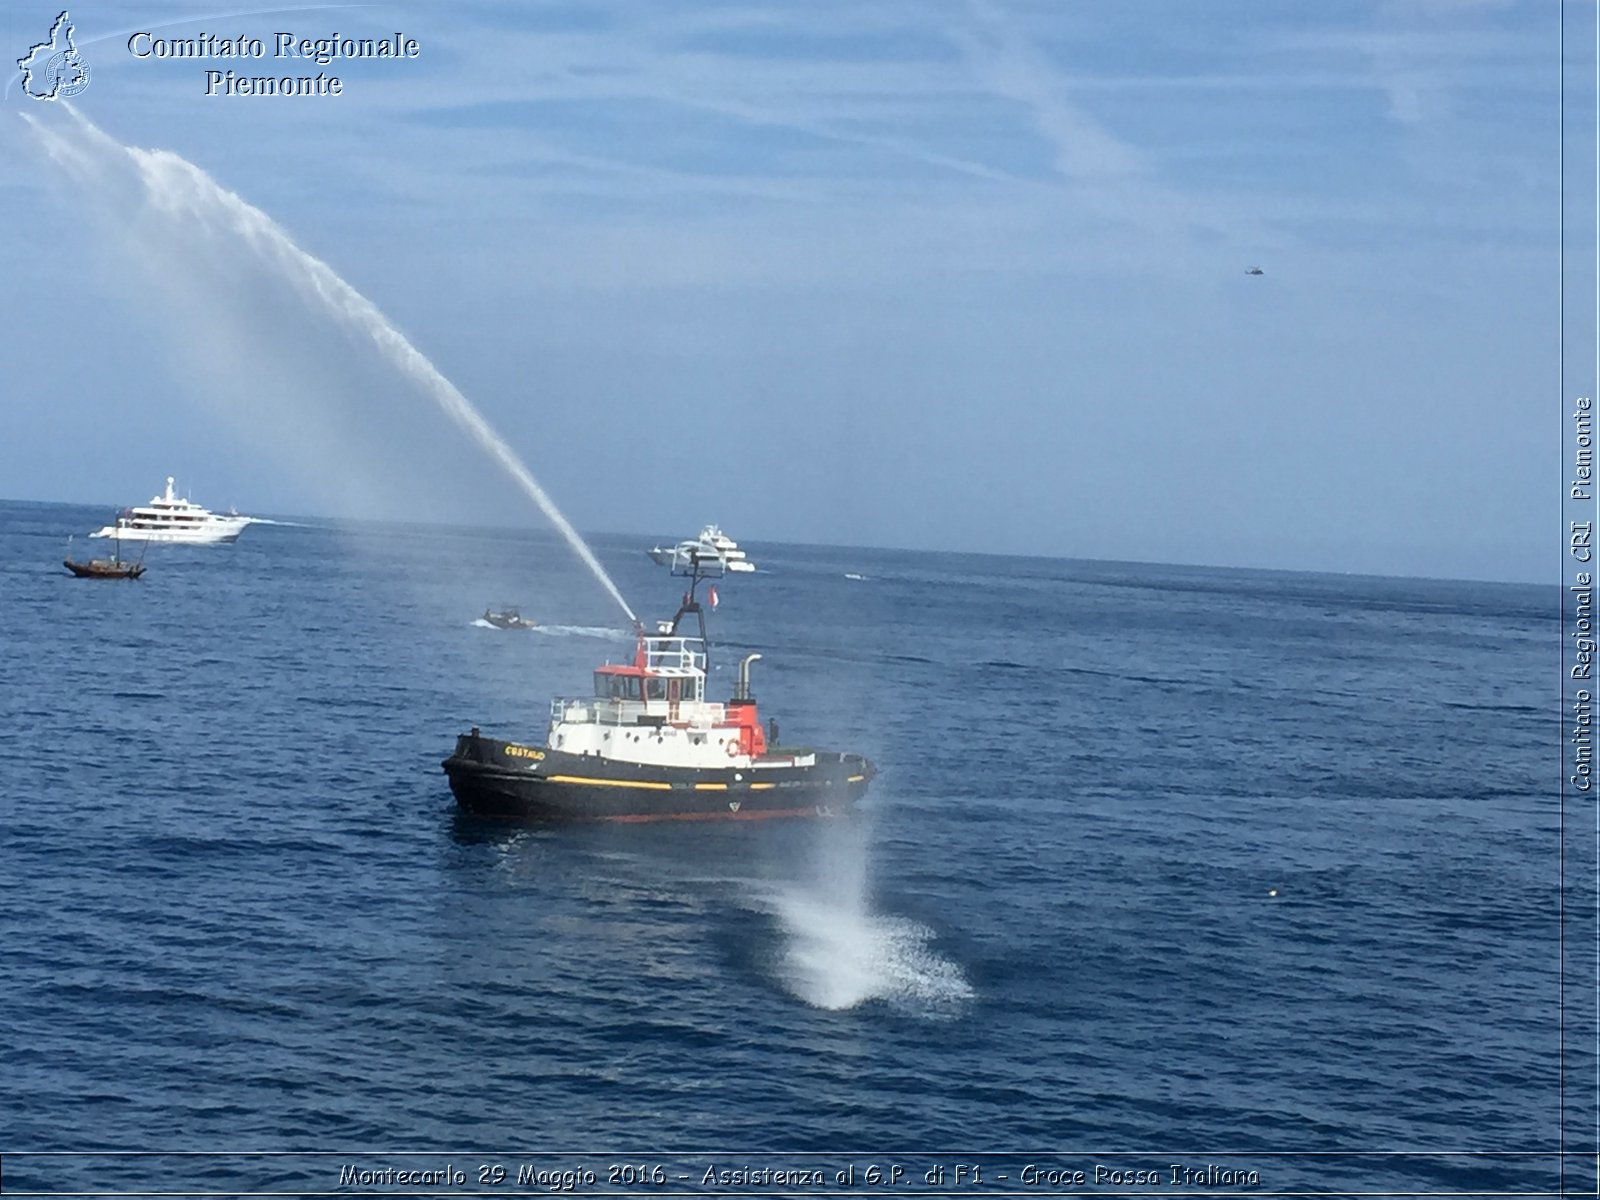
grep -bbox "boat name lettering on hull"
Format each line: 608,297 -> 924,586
503,745 -> 544,760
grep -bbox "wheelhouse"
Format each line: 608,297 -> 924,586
557,629 -> 718,726
591,632 -> 707,707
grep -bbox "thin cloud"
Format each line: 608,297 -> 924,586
1257,4 -> 1547,128
957,0 -> 1145,181
386,15 -> 1020,187
951,0 -> 1279,254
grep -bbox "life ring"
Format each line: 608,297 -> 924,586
726,740 -> 740,758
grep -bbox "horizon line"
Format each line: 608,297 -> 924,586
0,494 -> 1553,590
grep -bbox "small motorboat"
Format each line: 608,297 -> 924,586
63,534 -> 145,580
482,607 -> 537,631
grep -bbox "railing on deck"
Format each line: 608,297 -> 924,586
642,637 -> 706,673
551,697 -> 727,728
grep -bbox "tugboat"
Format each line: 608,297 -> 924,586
444,555 -> 873,821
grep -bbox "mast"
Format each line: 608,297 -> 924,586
666,541 -> 726,664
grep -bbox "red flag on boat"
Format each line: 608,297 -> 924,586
708,586 -> 719,609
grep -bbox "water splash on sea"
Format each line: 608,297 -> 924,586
757,822 -> 972,1015
22,104 -> 636,624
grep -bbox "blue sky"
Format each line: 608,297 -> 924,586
1,0 -> 1587,582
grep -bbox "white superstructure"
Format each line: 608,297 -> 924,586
90,477 -> 252,544
694,524 -> 755,571
648,524 -> 756,572
547,630 -> 803,770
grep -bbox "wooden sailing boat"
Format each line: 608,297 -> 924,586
64,531 -> 146,579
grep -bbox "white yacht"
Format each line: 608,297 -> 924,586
648,524 -> 756,572
91,477 -> 252,544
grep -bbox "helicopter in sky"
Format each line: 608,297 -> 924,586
1245,266 -> 1265,276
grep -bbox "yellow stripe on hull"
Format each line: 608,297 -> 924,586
545,775 -> 673,791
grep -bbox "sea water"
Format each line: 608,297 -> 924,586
0,505 -> 1576,1195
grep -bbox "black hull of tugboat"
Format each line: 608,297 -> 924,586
443,731 -> 874,822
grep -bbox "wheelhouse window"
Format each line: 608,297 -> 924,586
594,673 -> 642,701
